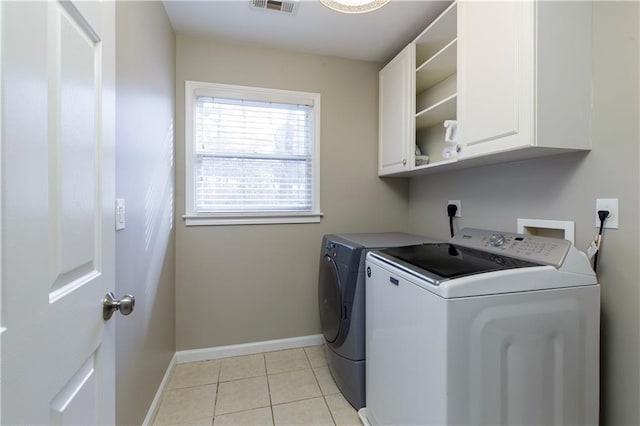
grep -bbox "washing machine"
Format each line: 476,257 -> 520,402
361,228 -> 600,426
318,233 -> 433,409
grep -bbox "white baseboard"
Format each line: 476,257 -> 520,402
176,334 -> 324,364
142,352 -> 177,426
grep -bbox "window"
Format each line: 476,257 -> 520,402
184,81 -> 321,226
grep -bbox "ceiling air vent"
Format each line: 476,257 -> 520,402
250,0 -> 299,15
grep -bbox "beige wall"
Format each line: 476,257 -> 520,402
175,34 -> 409,350
408,2 -> 639,425
115,2 -> 176,425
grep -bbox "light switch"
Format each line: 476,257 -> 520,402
115,199 -> 125,231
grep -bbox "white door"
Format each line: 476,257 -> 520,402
1,1 -> 116,424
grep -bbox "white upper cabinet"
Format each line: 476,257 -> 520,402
457,1 -> 592,160
378,1 -> 592,177
379,44 -> 414,175
379,2 -> 457,176
457,1 -> 531,157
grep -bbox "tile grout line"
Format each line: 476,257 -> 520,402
322,394 -> 338,426
213,359 -> 222,425
266,365 -> 313,376
212,404 -> 273,419
263,353 -> 276,426
306,347 -> 338,426
213,355 -> 273,420
156,360 -> 222,426
164,380 -> 218,392
270,394 -> 334,408
267,366 -> 320,378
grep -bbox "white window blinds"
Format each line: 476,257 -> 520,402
194,96 -> 314,213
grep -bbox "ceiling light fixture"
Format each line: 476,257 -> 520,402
319,0 -> 391,14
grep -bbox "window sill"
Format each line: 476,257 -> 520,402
183,212 -> 323,226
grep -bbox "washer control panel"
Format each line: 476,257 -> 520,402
451,228 -> 572,268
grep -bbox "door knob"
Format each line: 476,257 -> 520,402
103,292 -> 135,320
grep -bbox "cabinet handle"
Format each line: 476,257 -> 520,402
402,159 -> 407,166
456,144 -> 462,153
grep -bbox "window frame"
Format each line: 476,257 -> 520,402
184,80 -> 322,226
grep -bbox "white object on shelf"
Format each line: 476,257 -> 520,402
444,119 -> 457,142
415,155 -> 430,166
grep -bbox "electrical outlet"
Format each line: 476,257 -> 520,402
448,200 -> 461,217
596,198 -> 618,229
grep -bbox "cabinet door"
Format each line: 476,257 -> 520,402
457,1 -> 534,159
379,44 -> 415,176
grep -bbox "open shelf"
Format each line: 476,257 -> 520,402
379,1 -> 458,177
414,2 -> 457,156
416,39 -> 457,93
417,73 -> 456,112
415,2 -> 458,64
416,94 -> 456,130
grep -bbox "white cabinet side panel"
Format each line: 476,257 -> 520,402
536,1 -> 592,150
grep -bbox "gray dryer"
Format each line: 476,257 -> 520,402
318,232 -> 433,409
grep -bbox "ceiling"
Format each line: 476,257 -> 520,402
162,0 -> 452,63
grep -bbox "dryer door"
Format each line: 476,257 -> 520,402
319,254 -> 342,343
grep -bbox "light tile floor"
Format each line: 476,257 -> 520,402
153,346 -> 362,426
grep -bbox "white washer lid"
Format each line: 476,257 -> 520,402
367,243 -> 597,299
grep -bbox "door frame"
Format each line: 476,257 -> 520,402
1,1 -> 4,421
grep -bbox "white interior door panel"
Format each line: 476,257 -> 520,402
1,1 -> 116,423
